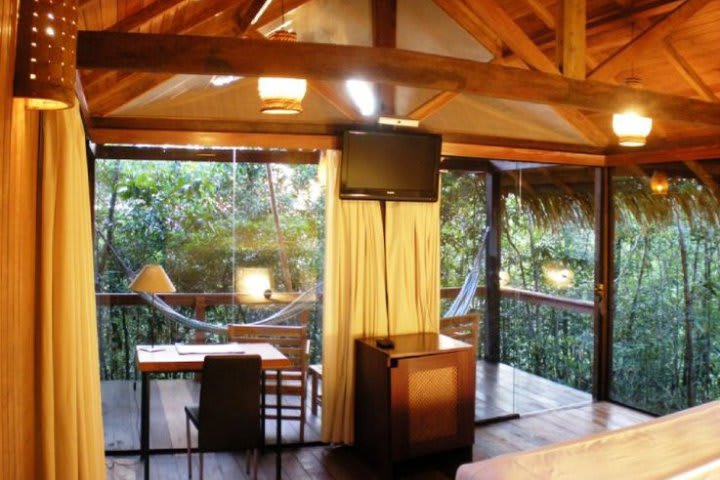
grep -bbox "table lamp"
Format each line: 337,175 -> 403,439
130,264 -> 176,352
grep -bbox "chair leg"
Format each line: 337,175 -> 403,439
245,449 -> 251,474
186,415 -> 192,480
300,388 -> 306,443
310,371 -> 318,416
252,448 -> 260,480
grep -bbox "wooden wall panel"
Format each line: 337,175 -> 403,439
0,0 -> 40,477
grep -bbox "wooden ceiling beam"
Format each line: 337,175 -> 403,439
94,144 -> 321,164
606,137 -> 720,166
589,0 -> 709,83
684,160 -> 720,197
407,91 -> 459,121
87,116 -> 606,165
235,0 -> 273,33
663,40 -> 719,102
560,0 -> 585,80
372,0 -> 396,115
77,31 -> 720,128
446,0 -> 606,145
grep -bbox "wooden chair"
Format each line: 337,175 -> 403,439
308,364 -> 322,416
185,355 -> 263,480
227,324 -> 310,442
440,312 -> 481,354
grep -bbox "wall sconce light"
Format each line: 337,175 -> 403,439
14,0 -> 78,110
650,170 -> 669,195
543,262 -> 574,289
236,267 -> 273,300
499,271 -> 510,288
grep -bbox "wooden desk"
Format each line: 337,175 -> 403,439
355,333 -> 476,478
136,343 -> 291,480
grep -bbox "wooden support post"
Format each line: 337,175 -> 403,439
593,167 -> 613,400
194,296 -> 206,344
484,167 -> 502,362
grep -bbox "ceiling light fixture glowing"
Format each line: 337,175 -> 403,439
345,80 -> 376,116
258,29 -> 306,114
210,75 -> 241,87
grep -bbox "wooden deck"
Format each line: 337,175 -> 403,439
105,402 -> 651,479
103,361 -> 598,477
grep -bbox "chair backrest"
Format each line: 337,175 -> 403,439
198,355 -> 262,451
227,324 -> 309,373
440,312 -> 481,353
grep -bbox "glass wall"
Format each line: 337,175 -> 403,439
612,162 -> 720,415
499,163 -> 594,414
95,149 -> 325,450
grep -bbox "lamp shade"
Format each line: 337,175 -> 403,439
650,170 -> 669,195
258,30 -> 306,114
13,0 -> 78,110
129,264 -> 176,294
612,110 -> 653,147
236,267 -> 272,299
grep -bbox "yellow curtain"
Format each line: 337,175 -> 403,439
385,200 -> 441,335
39,106 -> 106,480
321,150 -> 389,444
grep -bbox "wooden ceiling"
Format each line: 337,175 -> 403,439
75,0 -> 720,166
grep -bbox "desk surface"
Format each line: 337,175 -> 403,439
136,343 -> 291,373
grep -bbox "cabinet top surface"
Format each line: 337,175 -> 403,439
357,332 -> 471,358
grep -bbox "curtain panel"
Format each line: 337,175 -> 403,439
39,106 -> 106,480
321,150 -> 389,444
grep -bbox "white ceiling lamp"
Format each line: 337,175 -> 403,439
612,77 -> 653,147
346,80 -> 377,116
258,0 -> 306,115
210,75 -> 241,87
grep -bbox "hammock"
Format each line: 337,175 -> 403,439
443,226 -> 490,318
99,231 -> 319,335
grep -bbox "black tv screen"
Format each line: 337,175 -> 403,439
340,130 -> 441,202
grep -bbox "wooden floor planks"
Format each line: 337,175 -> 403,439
106,402 -> 652,479
103,362 -> 628,479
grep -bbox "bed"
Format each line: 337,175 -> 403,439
456,401 -> 720,480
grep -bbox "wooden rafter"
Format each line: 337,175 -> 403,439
446,0 -> 607,145
506,170 -> 537,195
107,0 -> 187,32
507,1 -> 683,66
432,0 -> 503,59
589,0 -> 709,82
519,0 -> 556,30
684,160 -> 720,197
77,31 -> 720,128
407,91 -> 459,121
372,0 -> 396,115
663,40 -> 719,102
308,81 -> 363,122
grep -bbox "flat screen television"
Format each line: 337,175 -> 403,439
340,130 -> 441,202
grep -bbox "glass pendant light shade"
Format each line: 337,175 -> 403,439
612,110 -> 653,147
14,0 -> 78,110
650,170 -> 669,195
258,30 -> 307,114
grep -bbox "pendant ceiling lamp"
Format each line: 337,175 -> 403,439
14,0 -> 78,110
612,77 -> 653,147
650,170 -> 669,195
257,0 -> 306,116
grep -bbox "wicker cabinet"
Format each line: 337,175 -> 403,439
354,333 -> 476,478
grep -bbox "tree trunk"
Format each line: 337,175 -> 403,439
673,205 -> 694,407
626,234 -> 649,335
266,164 -> 294,291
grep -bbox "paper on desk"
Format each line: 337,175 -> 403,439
174,342 -> 245,355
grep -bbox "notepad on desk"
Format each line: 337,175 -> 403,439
174,342 -> 245,355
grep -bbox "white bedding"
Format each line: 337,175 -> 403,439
456,401 -> 720,480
